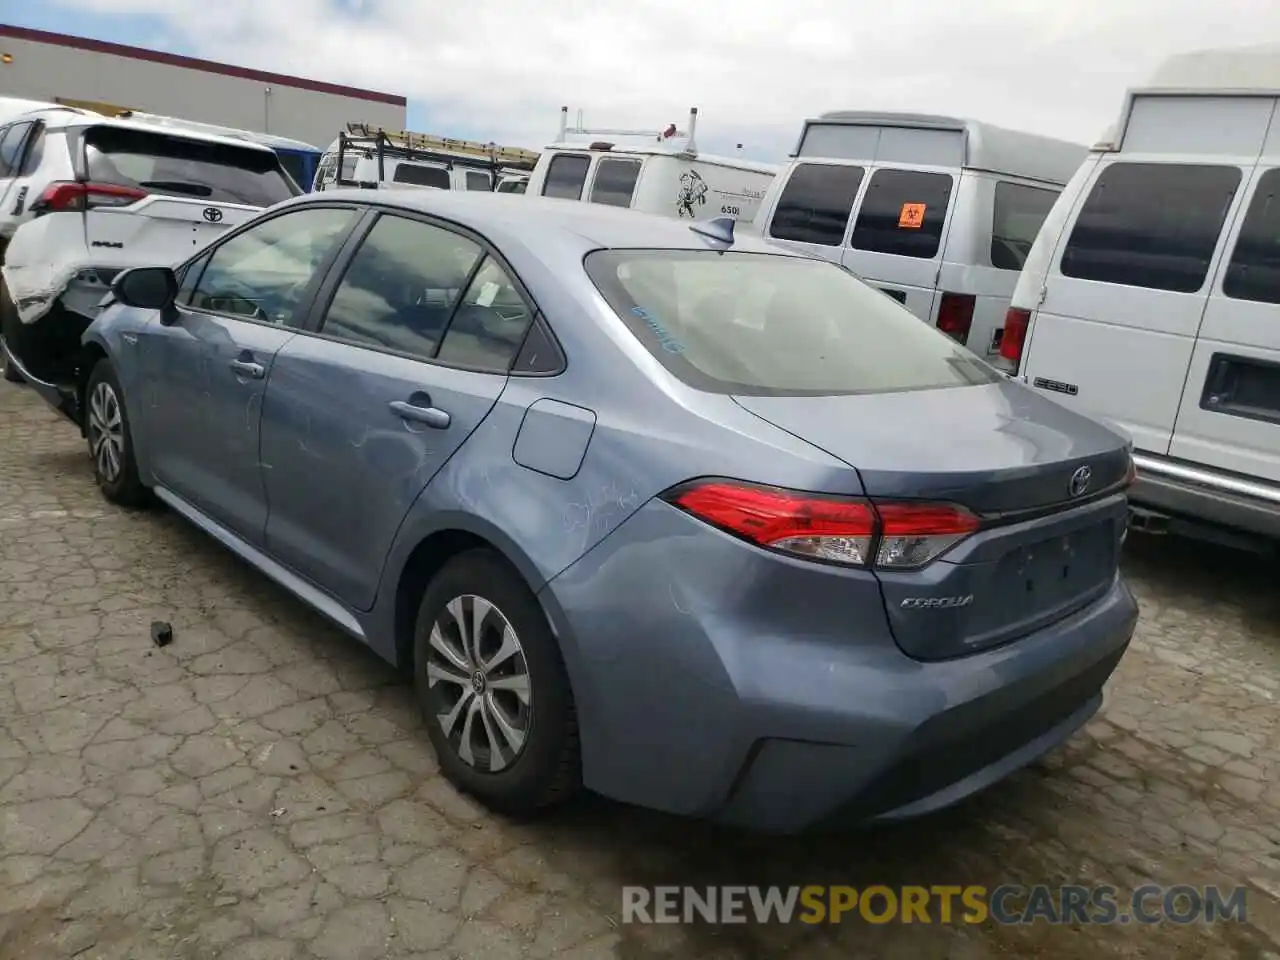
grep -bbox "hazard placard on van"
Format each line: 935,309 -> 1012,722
898,202 -> 926,229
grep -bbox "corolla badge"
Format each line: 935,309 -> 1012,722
202,207 -> 224,223
1069,465 -> 1092,498
900,595 -> 973,609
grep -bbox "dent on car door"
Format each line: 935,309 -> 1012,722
138,204 -> 362,539
260,212 -> 532,611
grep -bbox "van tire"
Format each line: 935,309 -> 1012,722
412,549 -> 581,816
84,359 -> 149,507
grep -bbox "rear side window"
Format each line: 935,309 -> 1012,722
768,163 -> 863,246
542,154 -> 590,200
0,122 -> 32,177
1060,162 -> 1241,293
1223,168 -> 1280,305
84,126 -> 298,206
589,158 -> 641,207
848,168 -> 953,259
392,163 -> 450,189
585,250 -> 999,396
991,182 -> 1060,271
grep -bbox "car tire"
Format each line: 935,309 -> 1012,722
413,549 -> 581,815
84,359 -> 149,507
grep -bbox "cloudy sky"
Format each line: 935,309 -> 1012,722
1,0 -> 1278,159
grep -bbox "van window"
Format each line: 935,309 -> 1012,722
991,182 -> 1060,271
1223,168 -> 1280,306
542,154 -> 590,200
768,163 -> 864,246
590,157 -> 642,207
465,170 -> 492,191
393,163 -> 451,189
1060,162 -> 1241,293
848,169 -> 953,259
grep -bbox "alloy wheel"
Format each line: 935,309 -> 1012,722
87,381 -> 124,483
426,594 -> 533,772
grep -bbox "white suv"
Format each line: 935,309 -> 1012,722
0,107 -> 299,383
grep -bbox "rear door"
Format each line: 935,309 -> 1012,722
259,211 -> 533,610
1020,94 -> 1265,454
79,124 -> 298,265
1169,123 -> 1280,481
840,164 -> 958,323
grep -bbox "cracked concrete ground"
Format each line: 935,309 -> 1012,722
2,379 -> 1280,960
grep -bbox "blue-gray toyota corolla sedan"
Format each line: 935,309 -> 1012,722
2,189 -> 1139,833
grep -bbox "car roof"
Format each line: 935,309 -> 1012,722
37,110 -> 278,154
288,188 -> 794,256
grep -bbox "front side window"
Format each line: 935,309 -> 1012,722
84,126 -> 299,206
1224,168 -> 1280,306
991,182 -> 1060,271
585,250 -> 998,396
768,163 -> 863,246
318,214 -> 483,360
187,207 -> 357,324
542,154 -> 590,200
589,158 -> 642,208
1060,162 -> 1241,293
465,170 -> 492,191
392,163 -> 451,189
848,168 -> 953,259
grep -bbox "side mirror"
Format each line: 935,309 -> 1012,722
111,266 -> 178,311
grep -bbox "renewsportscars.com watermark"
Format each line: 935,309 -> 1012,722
621,884 -> 1249,926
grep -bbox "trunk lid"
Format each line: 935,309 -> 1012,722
83,195 -> 258,269
733,381 -> 1131,660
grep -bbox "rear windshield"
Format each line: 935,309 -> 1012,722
584,250 -> 999,396
84,126 -> 298,207
848,168 -> 953,259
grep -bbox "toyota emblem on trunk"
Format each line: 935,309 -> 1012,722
1069,465 -> 1092,498
202,207 -> 223,223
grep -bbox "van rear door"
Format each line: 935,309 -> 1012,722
1019,94 -> 1263,455
1168,117 -> 1280,482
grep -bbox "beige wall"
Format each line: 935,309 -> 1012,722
0,36 -> 405,148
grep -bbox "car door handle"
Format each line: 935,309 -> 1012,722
389,400 -> 450,429
229,358 -> 265,379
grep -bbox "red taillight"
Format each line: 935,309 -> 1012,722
999,308 -> 1031,366
32,181 -> 148,214
935,292 -> 975,344
663,479 -> 980,569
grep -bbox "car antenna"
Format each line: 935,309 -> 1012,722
689,216 -> 735,245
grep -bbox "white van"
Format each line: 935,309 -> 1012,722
754,112 -> 1086,357
1004,46 -> 1280,547
525,107 -> 777,223
313,123 -> 540,193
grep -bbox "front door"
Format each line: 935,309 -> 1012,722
138,204 -> 362,541
259,211 -> 535,610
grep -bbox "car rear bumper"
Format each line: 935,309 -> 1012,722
542,500 -> 1138,834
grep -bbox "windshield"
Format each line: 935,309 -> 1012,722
584,250 -> 1000,396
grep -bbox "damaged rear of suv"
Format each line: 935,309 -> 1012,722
0,107 -> 298,407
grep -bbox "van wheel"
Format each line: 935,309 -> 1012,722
85,359 -> 148,507
412,550 -> 581,815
